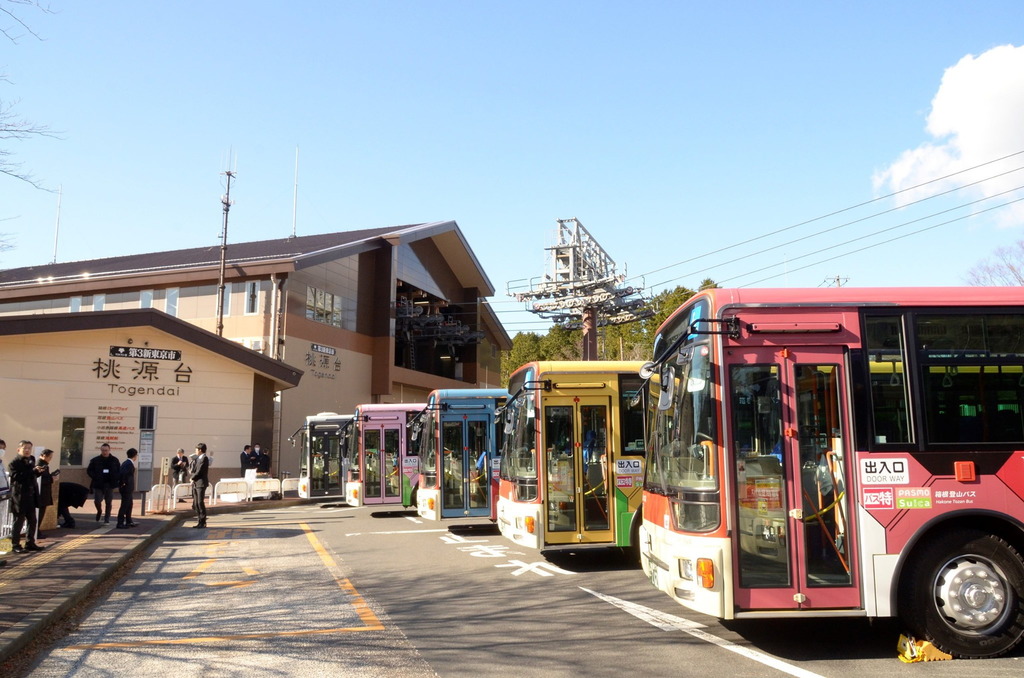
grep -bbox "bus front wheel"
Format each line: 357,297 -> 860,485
901,530 -> 1024,658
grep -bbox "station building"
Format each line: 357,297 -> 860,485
0,221 -> 511,488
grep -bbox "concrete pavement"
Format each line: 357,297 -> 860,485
0,493 -> 333,670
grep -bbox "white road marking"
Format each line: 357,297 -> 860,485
582,588 -> 826,678
345,528 -> 450,536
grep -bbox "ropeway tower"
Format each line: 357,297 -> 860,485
507,218 -> 652,360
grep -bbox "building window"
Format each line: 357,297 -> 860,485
305,285 -> 342,328
165,288 -> 179,317
61,416 -> 85,466
70,296 -> 82,312
221,283 -> 232,317
140,290 -> 153,309
93,293 -> 105,311
245,281 -> 259,315
139,405 -> 156,430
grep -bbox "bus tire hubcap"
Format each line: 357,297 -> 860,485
935,556 -> 1007,630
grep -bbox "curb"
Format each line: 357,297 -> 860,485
0,495 -> 342,665
0,513 -> 184,666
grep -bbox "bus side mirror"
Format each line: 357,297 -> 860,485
658,366 -> 676,411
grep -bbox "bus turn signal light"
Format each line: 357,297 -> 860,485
428,498 -> 435,510
696,558 -> 715,589
524,516 -> 536,533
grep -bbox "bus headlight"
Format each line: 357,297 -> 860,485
679,558 -> 694,580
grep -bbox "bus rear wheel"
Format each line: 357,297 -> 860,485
901,530 -> 1024,658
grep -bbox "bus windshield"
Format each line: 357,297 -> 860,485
500,390 -> 536,479
646,342 -> 716,494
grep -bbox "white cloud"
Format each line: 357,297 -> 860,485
873,44 -> 1024,226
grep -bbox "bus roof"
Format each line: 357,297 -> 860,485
509,360 -> 646,381
658,286 -> 1024,336
428,388 -> 508,402
353,402 -> 427,414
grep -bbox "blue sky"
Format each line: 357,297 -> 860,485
3,1 -> 1024,333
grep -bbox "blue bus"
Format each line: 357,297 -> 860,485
411,388 -> 508,520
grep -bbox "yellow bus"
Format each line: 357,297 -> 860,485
497,361 -> 647,552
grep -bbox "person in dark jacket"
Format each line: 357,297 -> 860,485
171,448 -> 189,485
239,444 -> 256,475
190,442 -> 210,528
255,445 -> 270,474
8,440 -> 43,553
35,448 -> 59,539
57,481 -> 89,528
86,443 -> 120,524
116,448 -> 138,529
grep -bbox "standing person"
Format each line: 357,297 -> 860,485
0,439 -> 7,567
36,448 -> 59,540
239,444 -> 252,475
117,448 -> 139,529
171,448 -> 189,485
255,445 -> 270,475
8,440 -> 43,553
87,443 -> 120,523
190,443 -> 210,529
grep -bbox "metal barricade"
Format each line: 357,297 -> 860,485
281,477 -> 300,494
250,477 -> 281,500
169,482 -> 195,511
146,484 -> 171,513
213,480 -> 251,505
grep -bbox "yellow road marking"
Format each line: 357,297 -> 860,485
56,521 -> 384,651
62,625 -> 380,649
301,522 -> 383,629
182,558 -> 217,580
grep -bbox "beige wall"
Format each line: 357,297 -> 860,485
0,326 -> 260,489
274,334 -> 374,477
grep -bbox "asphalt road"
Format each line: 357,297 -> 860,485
20,505 -> 1024,677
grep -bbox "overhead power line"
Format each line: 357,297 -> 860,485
726,194 -> 1024,287
631,148 -> 1024,286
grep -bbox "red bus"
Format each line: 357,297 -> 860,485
640,287 -> 1024,658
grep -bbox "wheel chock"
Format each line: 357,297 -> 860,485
897,634 -> 953,663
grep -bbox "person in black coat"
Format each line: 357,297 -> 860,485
190,442 -> 210,528
86,443 -> 120,524
35,448 -> 59,539
171,448 -> 189,485
116,448 -> 139,529
239,444 -> 254,475
8,440 -> 43,553
57,481 -> 90,528
255,445 -> 270,474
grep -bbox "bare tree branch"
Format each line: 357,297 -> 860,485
1,1 -> 50,44
2,0 -> 57,189
965,240 -> 1024,286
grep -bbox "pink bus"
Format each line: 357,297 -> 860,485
640,287 -> 1024,658
343,403 -> 425,507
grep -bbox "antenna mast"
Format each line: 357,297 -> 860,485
216,170 -> 235,337
51,185 -> 62,264
291,146 -> 299,238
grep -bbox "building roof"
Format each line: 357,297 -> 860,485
0,308 -> 304,390
0,221 -> 496,297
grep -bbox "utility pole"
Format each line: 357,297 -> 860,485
823,275 -> 848,288
216,171 -> 235,337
